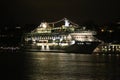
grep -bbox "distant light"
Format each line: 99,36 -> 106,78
117,22 -> 120,24
101,29 -> 104,32
108,30 -> 113,33
83,27 -> 86,30
16,26 -> 21,29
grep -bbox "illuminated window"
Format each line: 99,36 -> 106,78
104,46 -> 107,49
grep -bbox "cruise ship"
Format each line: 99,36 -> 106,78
21,18 -> 101,53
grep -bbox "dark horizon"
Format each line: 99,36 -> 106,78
0,0 -> 120,26
0,0 -> 120,44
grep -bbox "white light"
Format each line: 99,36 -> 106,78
60,38 -> 63,42
43,23 -> 47,28
16,26 -> 21,29
70,40 -> 75,45
40,22 -> 47,28
65,19 -> 70,27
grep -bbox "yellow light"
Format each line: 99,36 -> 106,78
101,29 -> 104,32
40,22 -> 47,28
42,23 -> 47,28
109,30 -> 113,33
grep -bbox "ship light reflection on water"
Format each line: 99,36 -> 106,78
23,52 -> 120,80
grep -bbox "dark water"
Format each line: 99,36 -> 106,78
0,52 -> 120,80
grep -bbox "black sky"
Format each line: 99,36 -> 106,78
0,0 -> 120,25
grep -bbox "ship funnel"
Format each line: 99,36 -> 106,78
64,18 -> 70,27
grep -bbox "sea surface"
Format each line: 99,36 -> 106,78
0,51 -> 120,80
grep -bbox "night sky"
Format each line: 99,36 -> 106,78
0,0 -> 120,25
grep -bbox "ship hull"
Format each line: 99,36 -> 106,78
21,41 -> 101,54
64,41 -> 101,53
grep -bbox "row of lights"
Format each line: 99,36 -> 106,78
0,46 -> 20,50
